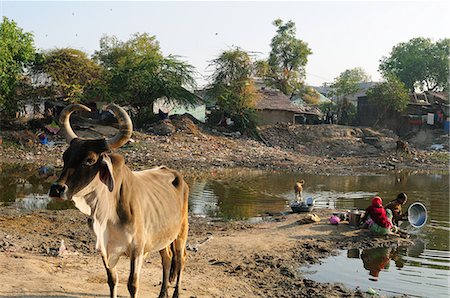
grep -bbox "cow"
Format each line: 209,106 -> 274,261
49,104 -> 189,298
294,180 -> 305,202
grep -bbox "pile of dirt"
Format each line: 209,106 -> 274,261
258,124 -> 398,157
146,114 -> 206,137
1,118 -> 447,175
406,128 -> 449,151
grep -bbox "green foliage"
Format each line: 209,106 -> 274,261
38,48 -> 102,102
330,67 -> 370,99
264,19 -> 312,96
298,86 -> 320,105
317,101 -> 337,114
367,75 -> 409,113
207,48 -> 258,132
379,37 -> 449,92
93,33 -> 197,111
337,98 -> 356,125
0,17 -> 36,116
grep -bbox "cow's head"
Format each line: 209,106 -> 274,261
49,104 -> 132,201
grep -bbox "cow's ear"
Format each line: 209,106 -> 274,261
99,155 -> 115,192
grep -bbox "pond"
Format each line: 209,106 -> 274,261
1,165 -> 449,297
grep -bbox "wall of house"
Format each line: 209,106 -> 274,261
257,110 -> 295,125
153,98 -> 206,122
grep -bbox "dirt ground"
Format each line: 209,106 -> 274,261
0,208 -> 414,298
0,116 -> 448,175
0,117 -> 447,297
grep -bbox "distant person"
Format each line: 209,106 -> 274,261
301,115 -> 307,124
326,110 -> 332,124
360,196 -> 397,235
385,193 -> 408,226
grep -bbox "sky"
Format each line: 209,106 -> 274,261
1,0 -> 449,87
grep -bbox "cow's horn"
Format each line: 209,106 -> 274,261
59,104 -> 92,143
105,104 -> 133,149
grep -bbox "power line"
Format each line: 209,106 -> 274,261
306,72 -> 332,82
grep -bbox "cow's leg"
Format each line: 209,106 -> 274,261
128,248 -> 144,298
102,255 -> 120,298
172,220 -> 189,298
158,246 -> 173,298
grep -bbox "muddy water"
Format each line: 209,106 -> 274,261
1,165 -> 449,296
301,246 -> 450,298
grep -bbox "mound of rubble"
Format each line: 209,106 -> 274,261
257,124 -> 399,157
146,114 -> 205,137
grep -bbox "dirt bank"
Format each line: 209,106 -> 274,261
0,208 -> 414,297
0,117 -> 448,176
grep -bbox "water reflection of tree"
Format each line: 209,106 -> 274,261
0,164 -> 37,203
0,164 -> 53,204
188,179 -> 220,218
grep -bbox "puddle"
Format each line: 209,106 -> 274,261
302,244 -> 450,297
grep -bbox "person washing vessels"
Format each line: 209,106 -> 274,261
360,196 -> 398,236
385,193 -> 408,226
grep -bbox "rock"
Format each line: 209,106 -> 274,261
297,213 -> 321,224
152,120 -> 175,136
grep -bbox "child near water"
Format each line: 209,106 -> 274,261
385,193 -> 408,226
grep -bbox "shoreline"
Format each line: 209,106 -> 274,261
0,208 -> 415,297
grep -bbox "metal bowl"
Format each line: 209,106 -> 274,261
408,202 -> 428,228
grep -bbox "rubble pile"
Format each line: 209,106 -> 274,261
258,124 -> 398,157
0,118 -> 447,175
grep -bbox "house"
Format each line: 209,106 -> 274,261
313,82 -> 379,106
153,97 -> 206,123
356,91 -> 449,135
255,88 -> 321,125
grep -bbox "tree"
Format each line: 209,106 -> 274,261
93,33 -> 197,117
329,67 -> 370,125
379,37 -> 449,92
0,17 -> 37,117
207,48 -> 258,132
366,75 -> 409,124
264,19 -> 312,96
37,48 -> 103,102
297,86 -> 320,105
329,67 -> 370,100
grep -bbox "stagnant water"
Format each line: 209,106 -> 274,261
1,165 -> 449,297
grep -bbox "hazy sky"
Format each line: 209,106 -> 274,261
2,1 -> 449,87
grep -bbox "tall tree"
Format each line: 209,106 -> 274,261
94,33 -> 197,113
379,37 -> 449,92
366,75 -> 409,125
0,17 -> 37,117
265,19 -> 312,96
330,67 -> 370,125
37,48 -> 103,102
207,48 -> 258,132
329,67 -> 370,100
297,86 -> 320,105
